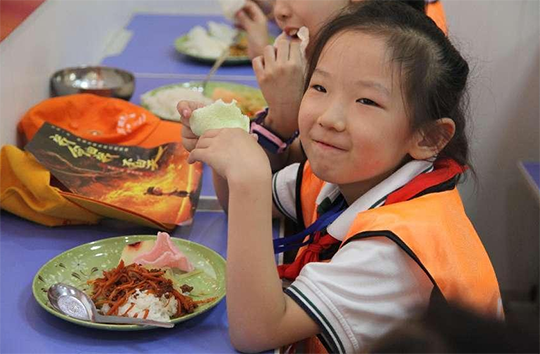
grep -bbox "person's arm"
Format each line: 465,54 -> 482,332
188,128 -> 320,352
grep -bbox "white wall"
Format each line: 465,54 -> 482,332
445,0 -> 539,298
0,0 -> 220,147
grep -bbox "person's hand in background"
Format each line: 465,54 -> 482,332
235,0 -> 270,59
252,38 -> 305,139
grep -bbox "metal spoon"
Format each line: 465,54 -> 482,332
199,32 -> 242,94
47,283 -> 174,328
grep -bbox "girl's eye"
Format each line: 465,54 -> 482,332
311,84 -> 327,93
356,98 -> 379,107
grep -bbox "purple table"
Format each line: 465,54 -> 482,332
518,160 -> 540,202
0,209 -> 281,353
102,14 -> 257,77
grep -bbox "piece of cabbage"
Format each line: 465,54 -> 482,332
190,99 -> 250,136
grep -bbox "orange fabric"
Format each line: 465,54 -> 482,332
343,188 -> 502,318
18,94 -> 181,149
426,1 -> 448,35
299,162 -> 325,228
0,145 -> 101,226
292,162 -> 502,353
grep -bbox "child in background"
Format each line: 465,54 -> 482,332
178,1 -> 501,352
236,0 -> 448,172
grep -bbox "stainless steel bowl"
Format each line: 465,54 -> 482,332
50,66 -> 135,101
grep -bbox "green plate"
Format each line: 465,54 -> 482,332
32,235 -> 226,331
140,81 -> 267,122
174,34 -> 251,65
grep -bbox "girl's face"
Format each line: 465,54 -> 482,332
274,0 -> 349,37
299,31 -> 416,201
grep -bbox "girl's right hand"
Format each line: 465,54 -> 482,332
235,0 -> 269,59
177,100 -> 206,153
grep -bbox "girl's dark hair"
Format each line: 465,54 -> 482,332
305,0 -> 472,173
400,0 -> 426,13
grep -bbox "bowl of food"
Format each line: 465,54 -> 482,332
50,66 -> 135,101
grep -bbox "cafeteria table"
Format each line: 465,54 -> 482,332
0,209 -> 283,353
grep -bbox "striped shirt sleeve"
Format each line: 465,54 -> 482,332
285,237 -> 433,353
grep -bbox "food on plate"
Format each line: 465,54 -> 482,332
190,99 -> 250,136
87,232 -> 215,322
183,21 -> 245,58
141,86 -> 212,121
120,231 -> 194,272
229,35 -> 248,57
89,260 -> 198,321
211,87 -> 266,118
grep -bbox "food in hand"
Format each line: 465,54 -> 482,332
275,26 -> 310,58
190,99 -> 250,136
217,0 -> 246,21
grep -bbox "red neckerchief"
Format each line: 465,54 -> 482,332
277,158 -> 467,281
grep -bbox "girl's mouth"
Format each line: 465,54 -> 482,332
314,140 -> 346,151
284,27 -> 300,39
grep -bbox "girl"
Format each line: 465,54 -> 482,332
178,1 -> 502,352
237,0 -> 448,172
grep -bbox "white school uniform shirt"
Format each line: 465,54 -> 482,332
272,160 -> 435,353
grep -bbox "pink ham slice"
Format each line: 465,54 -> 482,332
133,232 -> 194,272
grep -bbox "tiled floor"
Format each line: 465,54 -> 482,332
1,0 -> 46,42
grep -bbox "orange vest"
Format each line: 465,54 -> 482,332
292,162 -> 502,353
426,0 -> 448,35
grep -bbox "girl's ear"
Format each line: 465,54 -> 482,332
408,118 -> 456,160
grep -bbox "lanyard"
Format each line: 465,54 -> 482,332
273,197 -> 346,254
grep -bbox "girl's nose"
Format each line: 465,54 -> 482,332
317,103 -> 346,132
274,0 -> 292,22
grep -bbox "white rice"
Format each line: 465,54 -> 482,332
183,21 -> 237,58
101,289 -> 178,322
141,87 -> 213,121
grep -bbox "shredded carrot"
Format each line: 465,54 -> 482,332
87,260 -> 200,319
122,303 -> 136,316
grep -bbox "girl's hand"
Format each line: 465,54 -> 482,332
188,128 -> 271,184
252,39 -> 305,138
177,100 -> 206,152
235,0 -> 269,59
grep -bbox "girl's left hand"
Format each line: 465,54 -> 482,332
188,128 -> 271,184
